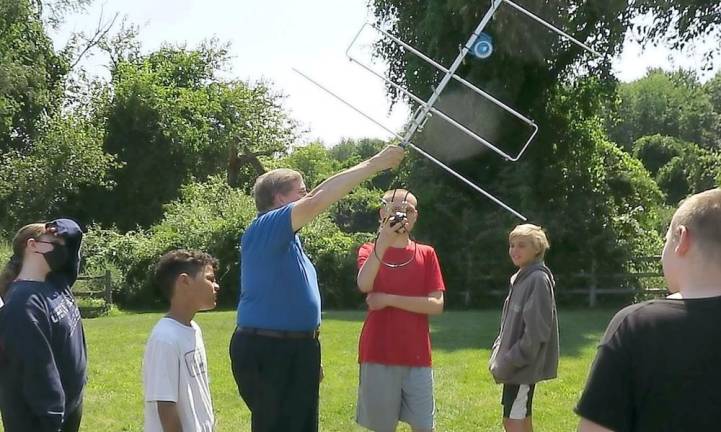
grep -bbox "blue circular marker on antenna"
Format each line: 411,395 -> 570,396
471,33 -> 493,59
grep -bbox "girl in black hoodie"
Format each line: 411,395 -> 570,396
0,219 -> 87,432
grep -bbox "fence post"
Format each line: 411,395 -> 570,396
103,270 -> 112,305
589,259 -> 598,308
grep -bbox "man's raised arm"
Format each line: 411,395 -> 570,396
292,145 -> 403,231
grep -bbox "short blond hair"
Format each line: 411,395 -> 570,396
670,188 -> 721,257
509,224 -> 550,259
252,168 -> 303,212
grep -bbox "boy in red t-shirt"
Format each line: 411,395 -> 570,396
356,189 -> 446,432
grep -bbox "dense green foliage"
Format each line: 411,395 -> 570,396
610,69 -> 720,149
0,0 -> 68,153
633,134 -> 721,204
366,1 -> 694,299
72,42 -> 297,230
0,113 -> 119,229
82,176 -> 256,306
0,0 -> 719,308
82,176 -> 372,307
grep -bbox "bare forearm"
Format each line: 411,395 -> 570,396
157,401 -> 182,432
308,161 -> 378,212
387,294 -> 444,315
292,161 -> 379,230
292,145 -> 402,231
357,245 -> 389,293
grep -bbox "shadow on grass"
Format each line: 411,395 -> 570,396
323,308 -> 619,358
104,307 -> 619,359
429,309 -> 618,357
92,305 -> 240,318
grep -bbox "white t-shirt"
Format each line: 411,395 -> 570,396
143,317 -> 214,432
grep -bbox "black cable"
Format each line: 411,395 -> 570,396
372,230 -> 418,268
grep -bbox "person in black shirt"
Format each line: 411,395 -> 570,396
0,219 -> 86,432
576,188 -> 721,432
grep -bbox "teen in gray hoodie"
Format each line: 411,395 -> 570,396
489,224 -> 559,432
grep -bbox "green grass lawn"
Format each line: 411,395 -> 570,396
7,309 -> 617,431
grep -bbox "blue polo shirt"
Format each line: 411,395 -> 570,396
236,203 -> 321,331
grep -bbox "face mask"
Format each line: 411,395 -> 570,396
37,243 -> 69,272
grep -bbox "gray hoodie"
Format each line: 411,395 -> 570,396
489,261 -> 559,385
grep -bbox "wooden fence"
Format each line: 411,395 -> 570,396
562,256 -> 666,307
73,270 -> 113,315
462,257 -> 667,307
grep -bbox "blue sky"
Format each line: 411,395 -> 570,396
52,0 -> 720,146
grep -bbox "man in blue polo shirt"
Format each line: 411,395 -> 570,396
230,145 -> 404,432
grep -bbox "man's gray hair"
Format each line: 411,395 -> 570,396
252,168 -> 303,212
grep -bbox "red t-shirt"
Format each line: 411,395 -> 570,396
357,241 -> 446,367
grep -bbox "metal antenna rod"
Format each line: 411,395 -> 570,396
346,35 -> 540,162
407,143 -> 528,221
291,68 -> 528,221
400,0 -> 505,146
501,0 -> 603,57
292,0 -> 605,220
363,0 -> 602,156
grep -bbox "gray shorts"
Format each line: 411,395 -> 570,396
356,363 -> 435,432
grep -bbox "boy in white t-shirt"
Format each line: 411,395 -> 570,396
143,249 -> 220,432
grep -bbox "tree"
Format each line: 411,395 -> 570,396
703,71 -> 721,148
221,81 -> 296,189
371,1 -> 628,114
31,0 -> 92,28
82,176 -> 258,306
79,41 -> 296,230
629,1 -> 721,65
268,142 -> 339,188
329,137 -> 387,165
0,0 -> 121,234
610,69 -> 717,149
0,112 -> 119,231
369,1 -> 671,298
398,83 -> 665,298
269,140 -> 392,234
83,175 -> 368,308
706,71 -> 721,114
326,138 -> 402,233
632,135 -> 685,176
635,134 -> 721,205
0,0 -> 69,153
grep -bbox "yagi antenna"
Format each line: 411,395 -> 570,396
292,68 -> 529,221
294,0 -> 602,220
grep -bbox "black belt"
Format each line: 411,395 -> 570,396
236,326 -> 320,340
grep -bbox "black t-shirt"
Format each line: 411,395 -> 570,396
576,296 -> 721,432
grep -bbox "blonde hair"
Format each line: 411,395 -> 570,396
252,169 -> 303,213
670,188 -> 721,257
0,223 -> 47,299
509,224 -> 550,259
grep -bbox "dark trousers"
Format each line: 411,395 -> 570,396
230,329 -> 321,432
62,402 -> 83,432
0,400 -> 82,432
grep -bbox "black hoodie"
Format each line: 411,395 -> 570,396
0,219 -> 87,432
